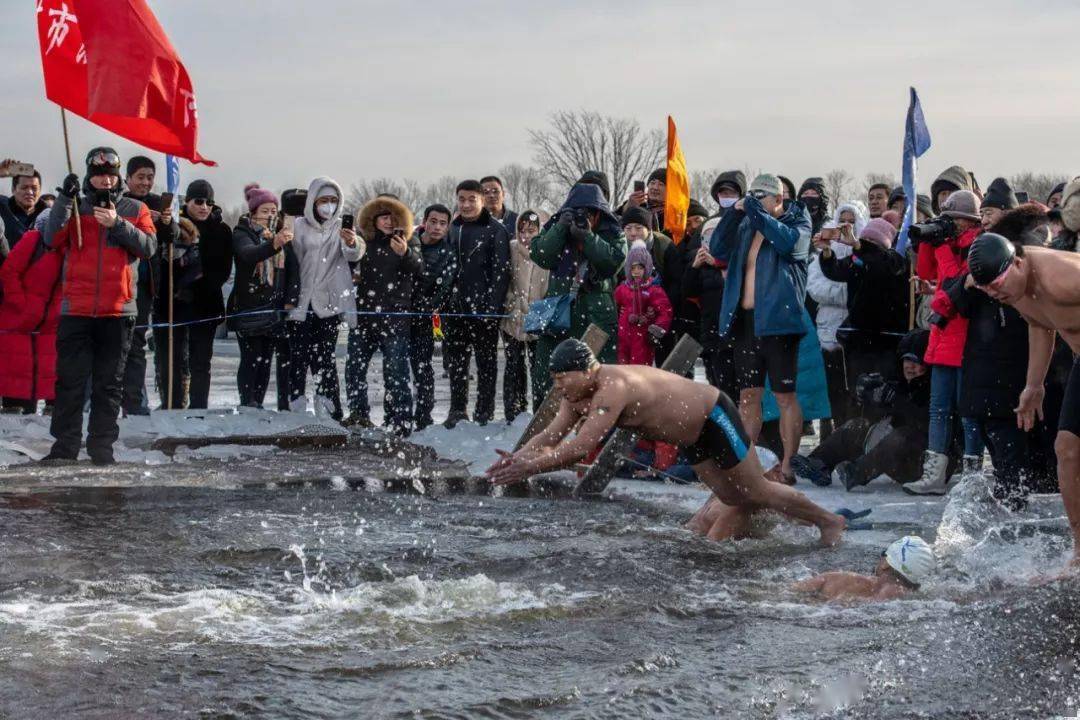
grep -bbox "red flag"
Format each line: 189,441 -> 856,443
36,0 -> 215,166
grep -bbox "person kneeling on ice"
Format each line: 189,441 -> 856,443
793,536 -> 935,602
485,339 -> 847,547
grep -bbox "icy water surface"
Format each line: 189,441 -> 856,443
2,484 -> 1079,719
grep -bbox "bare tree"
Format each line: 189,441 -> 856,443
862,172 -> 898,197
498,163 -> 555,213
824,169 -> 854,207
529,110 -> 664,206
690,168 -> 722,214
1008,172 -> 1068,205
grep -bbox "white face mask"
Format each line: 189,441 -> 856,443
318,201 -> 338,219
718,197 -> 738,209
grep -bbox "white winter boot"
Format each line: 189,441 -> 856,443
947,454 -> 984,486
904,451 -> 950,496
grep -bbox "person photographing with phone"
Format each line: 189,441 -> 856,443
344,196 -> 422,436
40,147 -> 157,466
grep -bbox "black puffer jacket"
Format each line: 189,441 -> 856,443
680,229 -> 725,350
818,240 -> 910,334
448,208 -> 510,315
228,217 -> 300,336
412,231 -> 457,314
946,275 -> 1027,418
180,205 -> 234,320
354,196 -> 423,312
861,330 -> 932,435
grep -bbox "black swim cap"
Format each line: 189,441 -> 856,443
549,339 -> 598,373
968,233 -> 1016,286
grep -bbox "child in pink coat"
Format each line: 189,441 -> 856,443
614,241 -> 673,366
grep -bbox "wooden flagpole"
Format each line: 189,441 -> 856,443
59,108 -> 83,250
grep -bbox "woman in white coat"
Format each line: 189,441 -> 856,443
500,211 -> 549,421
807,200 -> 866,435
287,176 -> 364,419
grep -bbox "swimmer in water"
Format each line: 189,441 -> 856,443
486,339 -> 846,547
793,536 -> 935,602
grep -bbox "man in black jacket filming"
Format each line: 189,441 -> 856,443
791,330 -> 935,490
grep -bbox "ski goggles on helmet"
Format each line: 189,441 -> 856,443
86,150 -> 121,176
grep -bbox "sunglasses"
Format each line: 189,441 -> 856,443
749,190 -> 770,200
190,198 -> 212,207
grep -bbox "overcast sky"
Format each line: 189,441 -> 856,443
5,0 -> 1077,206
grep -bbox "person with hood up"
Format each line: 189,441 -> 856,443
530,183 -> 628,395
0,209 -> 63,413
443,179 -> 511,428
409,204 -> 458,431
287,177 -> 363,420
344,195 -> 423,436
929,165 -> 974,215
905,190 -> 986,495
614,240 -> 673,366
710,174 -> 811,482
620,204 -> 683,364
228,186 -> 299,410
791,329 -> 934,490
1046,182 -> 1066,210
709,170 -> 747,217
40,148 -> 157,465
152,215 -> 203,409
501,210 -> 549,422
797,177 -> 831,236
807,201 -> 868,429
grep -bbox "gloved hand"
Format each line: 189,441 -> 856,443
628,313 -> 640,326
180,244 -> 201,268
568,212 -> 591,243
557,211 -> 574,230
59,173 -> 80,199
743,195 -> 766,230
869,383 -> 897,408
648,324 -> 666,343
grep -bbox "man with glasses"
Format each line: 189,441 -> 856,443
40,147 -> 157,465
480,176 -> 517,238
710,174 -> 812,484
967,232 -> 1080,571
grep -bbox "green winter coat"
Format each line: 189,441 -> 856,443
530,218 -> 627,394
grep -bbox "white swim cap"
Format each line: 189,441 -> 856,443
884,536 -> 935,586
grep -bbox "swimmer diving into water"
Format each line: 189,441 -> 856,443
486,339 -> 847,547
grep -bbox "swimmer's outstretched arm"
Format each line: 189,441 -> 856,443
792,575 -> 826,593
488,393 -> 626,485
485,401 -> 582,478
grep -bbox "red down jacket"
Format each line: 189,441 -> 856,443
44,193 -> 156,317
614,276 -> 673,366
0,229 -> 65,401
916,226 -> 979,367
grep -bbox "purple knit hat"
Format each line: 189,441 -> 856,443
244,183 -> 279,213
626,240 -> 654,279
859,218 -> 897,249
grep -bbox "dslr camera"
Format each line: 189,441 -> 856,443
907,215 -> 957,248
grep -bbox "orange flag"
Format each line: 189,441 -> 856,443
664,115 -> 690,245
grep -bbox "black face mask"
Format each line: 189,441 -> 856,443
802,196 -> 823,215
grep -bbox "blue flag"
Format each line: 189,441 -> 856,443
165,154 -> 181,212
896,87 -> 931,255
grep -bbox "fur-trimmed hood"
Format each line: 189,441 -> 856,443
358,196 -> 415,242
993,203 -> 1052,247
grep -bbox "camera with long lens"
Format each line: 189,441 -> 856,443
907,215 -> 957,248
